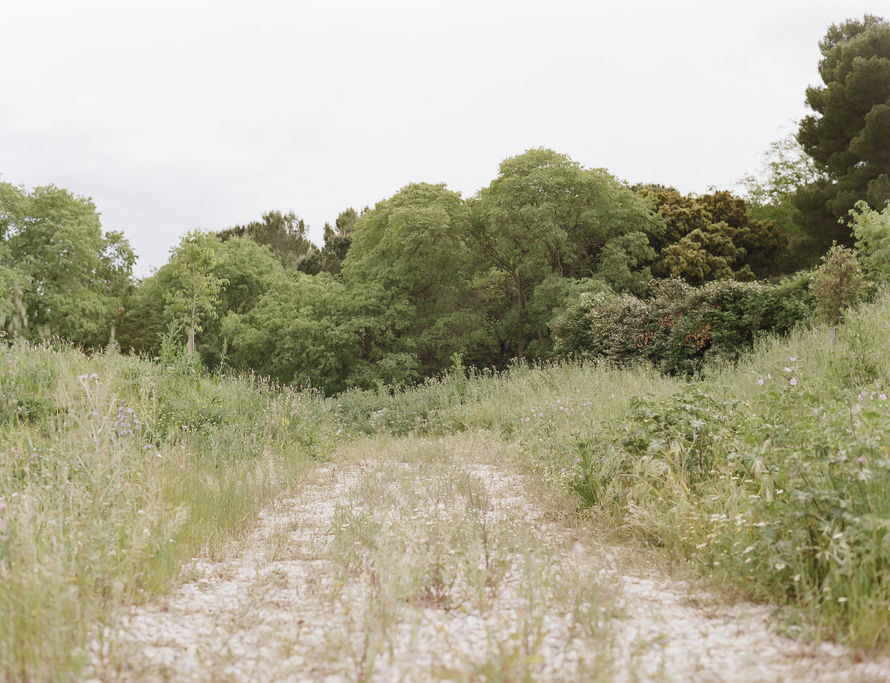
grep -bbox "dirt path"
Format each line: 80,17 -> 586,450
87,436 -> 890,681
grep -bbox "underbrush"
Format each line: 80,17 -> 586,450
570,298 -> 890,652
336,294 -> 890,653
0,343 -> 334,680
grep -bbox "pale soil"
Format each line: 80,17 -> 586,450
87,435 -> 890,682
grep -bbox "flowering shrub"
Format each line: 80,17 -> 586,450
553,273 -> 815,375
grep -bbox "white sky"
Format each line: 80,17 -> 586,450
0,0 -> 882,276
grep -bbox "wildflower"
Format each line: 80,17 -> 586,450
757,378 -> 764,386
881,394 -> 887,401
77,374 -> 88,382
89,373 -> 99,381
790,356 -> 797,362
783,367 -> 792,373
790,378 -> 798,387
774,562 -> 786,570
838,597 -> 848,603
793,574 -> 801,582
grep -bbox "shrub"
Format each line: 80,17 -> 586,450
811,245 -> 865,326
553,274 -> 814,374
850,201 -> 890,284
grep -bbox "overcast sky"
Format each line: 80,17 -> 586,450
0,0 -> 882,276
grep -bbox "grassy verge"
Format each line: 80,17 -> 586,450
6,294 -> 890,677
0,343 -> 334,680
331,295 -> 890,654
569,298 -> 890,652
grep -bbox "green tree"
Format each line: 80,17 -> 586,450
298,208 -> 358,275
811,244 -> 865,331
221,273 -> 360,392
797,15 -> 890,247
639,188 -> 782,284
118,235 -> 287,365
0,182 -> 134,346
218,210 -> 318,271
163,231 -> 226,357
470,149 -> 661,360
850,200 -> 890,283
742,133 -> 826,267
342,184 -> 488,380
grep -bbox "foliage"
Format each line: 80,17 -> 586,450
850,200 -> 890,283
299,208 -> 358,275
569,300 -> 890,651
553,274 -> 815,374
811,244 -> 865,325
796,15 -> 890,248
469,148 -> 662,361
161,231 -> 227,356
0,182 -> 134,346
218,210 -> 318,271
343,183 -> 490,380
0,341 -> 334,679
640,187 -> 784,282
118,236 -> 285,364
222,272 -> 360,392
742,133 -> 826,269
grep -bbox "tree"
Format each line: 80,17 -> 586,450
812,244 -> 864,329
742,133 -> 826,267
0,182 -> 134,346
639,187 -> 782,284
797,15 -> 890,247
221,273 -> 360,392
470,149 -> 661,360
298,208 -> 358,275
218,210 -> 317,271
163,231 -> 226,357
342,183 -> 489,379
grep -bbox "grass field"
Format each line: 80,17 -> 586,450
2,295 -> 890,679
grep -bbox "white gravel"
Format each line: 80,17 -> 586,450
86,449 -> 890,682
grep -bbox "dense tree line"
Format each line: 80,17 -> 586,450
1,15 -> 887,393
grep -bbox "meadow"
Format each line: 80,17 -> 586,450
2,293 -> 890,679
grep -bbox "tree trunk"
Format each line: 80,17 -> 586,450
515,270 -> 524,361
188,282 -> 198,357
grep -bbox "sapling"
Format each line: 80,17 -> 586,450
811,244 -> 865,345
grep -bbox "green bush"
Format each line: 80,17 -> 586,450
851,201 -> 890,284
554,274 -> 814,374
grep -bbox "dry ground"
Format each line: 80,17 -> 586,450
87,434 -> 890,682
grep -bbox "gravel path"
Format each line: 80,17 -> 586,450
87,441 -> 890,682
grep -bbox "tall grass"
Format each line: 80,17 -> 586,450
334,295 -> 890,653
6,294 -> 890,678
0,343 -> 334,680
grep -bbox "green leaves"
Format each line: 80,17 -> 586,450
162,231 -> 227,356
0,182 -> 135,346
797,15 -> 890,243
